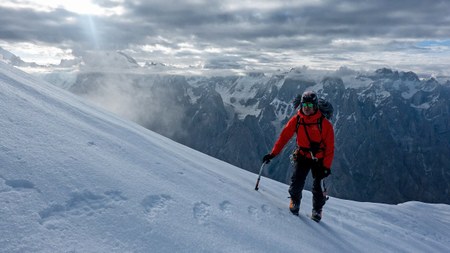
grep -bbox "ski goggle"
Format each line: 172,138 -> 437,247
302,102 -> 315,108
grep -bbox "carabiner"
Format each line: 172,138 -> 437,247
309,151 -> 318,162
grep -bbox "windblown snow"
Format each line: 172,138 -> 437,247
0,61 -> 449,253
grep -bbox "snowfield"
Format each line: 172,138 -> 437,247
0,61 -> 449,252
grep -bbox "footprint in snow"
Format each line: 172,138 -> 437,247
247,205 -> 272,219
39,190 -> 127,225
141,194 -> 173,220
219,201 -> 233,215
4,179 -> 39,192
261,204 -> 271,214
248,206 -> 259,219
193,201 -> 211,225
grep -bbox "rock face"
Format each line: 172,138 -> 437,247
48,67 -> 450,204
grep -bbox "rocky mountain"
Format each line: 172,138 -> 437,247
329,69 -> 450,203
36,53 -> 450,204
0,47 -> 40,68
0,46 -> 82,70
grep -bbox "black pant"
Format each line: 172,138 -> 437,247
288,155 -> 326,212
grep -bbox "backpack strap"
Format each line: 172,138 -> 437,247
301,118 -> 312,143
295,115 -> 325,158
317,116 -> 323,132
295,115 -> 324,133
295,115 -> 301,133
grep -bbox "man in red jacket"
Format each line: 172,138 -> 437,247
262,91 -> 335,221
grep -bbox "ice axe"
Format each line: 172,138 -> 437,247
254,162 -> 267,191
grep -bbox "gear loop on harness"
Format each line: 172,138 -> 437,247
309,151 -> 318,162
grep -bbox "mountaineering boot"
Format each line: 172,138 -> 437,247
311,209 -> 322,222
289,198 -> 300,216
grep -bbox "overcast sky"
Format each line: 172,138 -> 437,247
1,0 -> 450,76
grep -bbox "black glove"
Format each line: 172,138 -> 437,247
262,154 -> 275,164
315,166 -> 331,179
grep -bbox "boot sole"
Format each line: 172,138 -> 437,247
310,216 -> 321,222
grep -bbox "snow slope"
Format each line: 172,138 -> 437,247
0,61 -> 449,252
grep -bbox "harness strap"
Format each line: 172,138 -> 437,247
297,146 -> 324,153
295,115 -> 324,159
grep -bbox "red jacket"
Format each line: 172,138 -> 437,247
271,110 -> 335,169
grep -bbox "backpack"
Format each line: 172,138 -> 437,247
317,98 -> 334,120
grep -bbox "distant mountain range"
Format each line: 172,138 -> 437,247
2,49 -> 449,204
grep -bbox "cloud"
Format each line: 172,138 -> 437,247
203,55 -> 243,70
0,0 -> 450,75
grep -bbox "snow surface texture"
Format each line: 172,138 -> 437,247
0,61 -> 449,252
